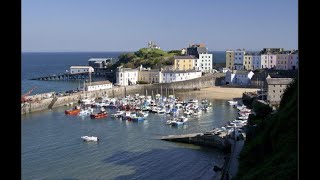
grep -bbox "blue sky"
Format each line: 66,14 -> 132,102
22,0 -> 298,52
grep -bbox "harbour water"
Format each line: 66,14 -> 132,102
21,52 -> 232,179
22,97 -> 238,179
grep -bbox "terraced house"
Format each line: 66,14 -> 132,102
173,55 -> 196,70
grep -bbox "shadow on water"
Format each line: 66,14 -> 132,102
102,147 -> 223,180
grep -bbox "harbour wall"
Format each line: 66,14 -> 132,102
160,133 -> 231,151
21,73 -> 225,115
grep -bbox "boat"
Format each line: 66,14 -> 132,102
65,106 -> 81,115
78,108 -> 93,116
111,110 -> 125,118
228,100 -> 238,106
90,111 -> 108,119
132,116 -> 145,122
81,136 -> 99,142
172,116 -> 188,126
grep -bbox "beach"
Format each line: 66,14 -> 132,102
176,86 -> 259,100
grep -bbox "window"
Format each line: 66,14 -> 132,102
280,90 -> 282,93
78,70 -> 80,72
280,85 -> 282,87
274,85 -> 275,87
273,90 -> 275,93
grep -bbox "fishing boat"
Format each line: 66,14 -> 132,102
65,106 -> 81,115
90,111 -> 108,119
111,110 -> 125,118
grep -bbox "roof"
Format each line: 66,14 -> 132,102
70,66 -> 93,69
140,69 -> 161,72
162,69 -> 201,73
88,58 -> 112,61
87,80 -> 112,86
118,68 -> 138,72
266,78 -> 293,85
174,55 -> 196,59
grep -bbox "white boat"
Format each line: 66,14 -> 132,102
78,108 -> 93,116
228,100 -> 238,106
111,110 -> 125,118
81,136 -> 99,142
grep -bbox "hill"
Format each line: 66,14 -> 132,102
236,78 -> 298,179
109,48 -> 182,70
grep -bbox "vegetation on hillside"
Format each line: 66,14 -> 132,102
109,48 -> 182,70
236,78 -> 298,180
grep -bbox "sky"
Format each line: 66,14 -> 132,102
22,0 -> 298,52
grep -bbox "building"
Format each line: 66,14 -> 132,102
243,53 -> 253,70
173,55 -> 196,70
266,77 -> 293,106
197,53 -> 213,72
252,54 -> 261,70
276,51 -> 290,70
225,70 -> 236,85
261,48 -> 284,54
88,58 -> 112,69
115,67 -> 139,86
138,65 -> 162,83
148,41 -> 160,49
70,66 -> 94,74
186,43 -> 207,58
235,70 -> 254,85
181,48 -> 187,55
225,70 -> 254,86
85,81 -> 113,91
226,50 -> 235,70
186,43 -> 213,72
162,69 -> 202,83
234,49 -> 245,70
288,50 -> 298,70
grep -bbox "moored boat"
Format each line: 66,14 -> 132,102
65,106 -> 81,115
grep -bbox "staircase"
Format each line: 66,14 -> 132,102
48,97 -> 58,109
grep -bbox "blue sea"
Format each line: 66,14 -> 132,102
21,51 -> 232,180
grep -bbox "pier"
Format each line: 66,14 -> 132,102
160,132 -> 231,151
30,71 -> 115,81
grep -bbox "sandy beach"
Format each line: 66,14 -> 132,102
176,86 -> 259,100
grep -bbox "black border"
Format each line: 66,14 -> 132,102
3,0 -> 21,178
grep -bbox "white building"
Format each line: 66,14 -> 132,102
162,70 -> 202,83
234,49 -> 245,70
196,53 -> 213,72
116,67 -> 139,86
70,66 -> 94,74
85,81 -> 113,91
225,70 -> 236,85
252,54 -> 261,70
225,70 -> 254,86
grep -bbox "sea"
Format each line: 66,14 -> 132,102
21,51 -> 236,180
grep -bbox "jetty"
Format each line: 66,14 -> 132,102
30,71 -> 114,81
160,131 -> 231,151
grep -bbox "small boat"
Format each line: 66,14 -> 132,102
81,136 -> 99,142
90,112 -> 108,119
65,106 -> 81,115
228,100 -> 238,106
78,108 -> 93,116
111,110 -> 125,118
